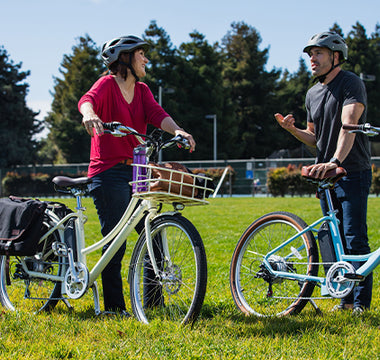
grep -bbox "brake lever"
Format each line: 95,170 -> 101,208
349,130 -> 379,136
102,122 -> 146,143
174,135 -> 190,149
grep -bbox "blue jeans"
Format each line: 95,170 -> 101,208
319,169 -> 373,308
88,164 -> 135,312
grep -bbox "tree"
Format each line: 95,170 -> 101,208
144,22 -> 229,160
221,22 -> 281,159
274,58 -> 313,156
0,46 -> 41,167
368,23 -> 380,126
42,35 -> 105,163
344,22 -> 380,127
174,31 -> 231,160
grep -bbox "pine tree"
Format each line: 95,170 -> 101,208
221,22 -> 281,158
0,46 -> 41,167
344,22 -> 380,126
275,59 -> 313,156
42,34 -> 105,163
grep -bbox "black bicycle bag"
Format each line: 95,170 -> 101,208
0,196 -> 47,256
317,221 -> 337,274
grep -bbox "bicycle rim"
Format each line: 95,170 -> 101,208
230,211 -> 318,317
0,227 -> 65,313
129,214 -> 207,324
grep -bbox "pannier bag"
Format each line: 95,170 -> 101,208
0,196 -> 47,256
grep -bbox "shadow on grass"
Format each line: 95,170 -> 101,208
197,301 -> 380,337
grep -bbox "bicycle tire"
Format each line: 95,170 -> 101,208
0,212 -> 66,313
129,214 -> 207,324
230,211 -> 319,317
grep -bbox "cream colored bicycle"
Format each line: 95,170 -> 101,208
0,123 -> 214,324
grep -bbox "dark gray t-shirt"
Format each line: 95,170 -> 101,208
305,70 -> 371,172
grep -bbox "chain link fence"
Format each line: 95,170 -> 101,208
2,157 -> 380,197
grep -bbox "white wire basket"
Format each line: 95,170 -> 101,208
130,163 -> 214,205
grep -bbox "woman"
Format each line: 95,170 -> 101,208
78,35 -> 195,316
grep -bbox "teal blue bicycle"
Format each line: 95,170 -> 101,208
230,122 -> 380,317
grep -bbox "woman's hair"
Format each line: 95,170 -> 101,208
108,52 -> 132,80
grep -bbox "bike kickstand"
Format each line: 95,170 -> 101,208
91,282 -> 101,316
309,299 -> 322,315
62,298 -> 74,311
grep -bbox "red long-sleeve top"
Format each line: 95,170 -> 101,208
78,75 -> 168,177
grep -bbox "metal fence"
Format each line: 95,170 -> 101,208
2,157 -> 380,197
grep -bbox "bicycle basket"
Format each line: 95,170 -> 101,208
130,162 -> 214,205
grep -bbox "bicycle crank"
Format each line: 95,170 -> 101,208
325,261 -> 355,298
64,262 -> 89,299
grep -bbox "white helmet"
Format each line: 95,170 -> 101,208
101,35 -> 149,67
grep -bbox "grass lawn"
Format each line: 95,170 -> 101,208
0,196 -> 379,359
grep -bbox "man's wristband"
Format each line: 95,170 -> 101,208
329,157 -> 341,167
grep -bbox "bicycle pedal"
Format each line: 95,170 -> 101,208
344,272 -> 365,281
52,242 -> 69,257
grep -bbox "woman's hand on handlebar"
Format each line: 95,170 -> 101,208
80,102 -> 104,136
82,115 -> 104,136
174,129 -> 196,153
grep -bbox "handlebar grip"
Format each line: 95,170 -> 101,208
342,124 -> 365,131
102,122 -> 123,131
178,136 -> 190,150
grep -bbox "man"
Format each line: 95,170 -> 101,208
275,31 -> 372,313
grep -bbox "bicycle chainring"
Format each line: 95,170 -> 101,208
325,261 -> 355,298
64,262 -> 89,299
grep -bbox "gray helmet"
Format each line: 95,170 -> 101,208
101,35 -> 149,67
303,31 -> 348,60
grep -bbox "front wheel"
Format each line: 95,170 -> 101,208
129,214 -> 207,324
230,211 -> 319,317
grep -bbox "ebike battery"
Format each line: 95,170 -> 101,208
64,218 -> 77,262
317,221 -> 337,274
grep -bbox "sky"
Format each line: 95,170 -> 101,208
1,0 -> 379,123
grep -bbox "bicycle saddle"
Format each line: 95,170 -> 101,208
52,176 -> 92,189
301,166 -> 347,186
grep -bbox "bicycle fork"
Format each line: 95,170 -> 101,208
143,208 -> 173,280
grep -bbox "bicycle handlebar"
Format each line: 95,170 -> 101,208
342,123 -> 380,136
102,122 -> 190,152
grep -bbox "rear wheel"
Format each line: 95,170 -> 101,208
0,213 -> 66,313
230,211 -> 319,317
129,214 -> 207,324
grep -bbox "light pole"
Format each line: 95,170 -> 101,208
360,73 -> 376,82
205,114 -> 217,161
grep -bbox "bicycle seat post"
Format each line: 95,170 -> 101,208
323,187 -> 337,215
72,189 -> 86,212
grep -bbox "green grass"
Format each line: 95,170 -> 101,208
1,196 -> 380,359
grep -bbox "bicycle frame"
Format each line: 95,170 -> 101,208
261,185 -> 380,296
0,123 -> 213,323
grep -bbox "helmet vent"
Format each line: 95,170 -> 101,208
109,40 -> 120,47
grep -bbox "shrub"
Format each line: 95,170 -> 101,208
2,171 -> 87,197
267,165 -> 317,197
192,166 -> 235,184
371,165 -> 380,196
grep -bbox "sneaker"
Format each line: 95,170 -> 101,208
331,303 -> 353,312
352,306 -> 365,316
